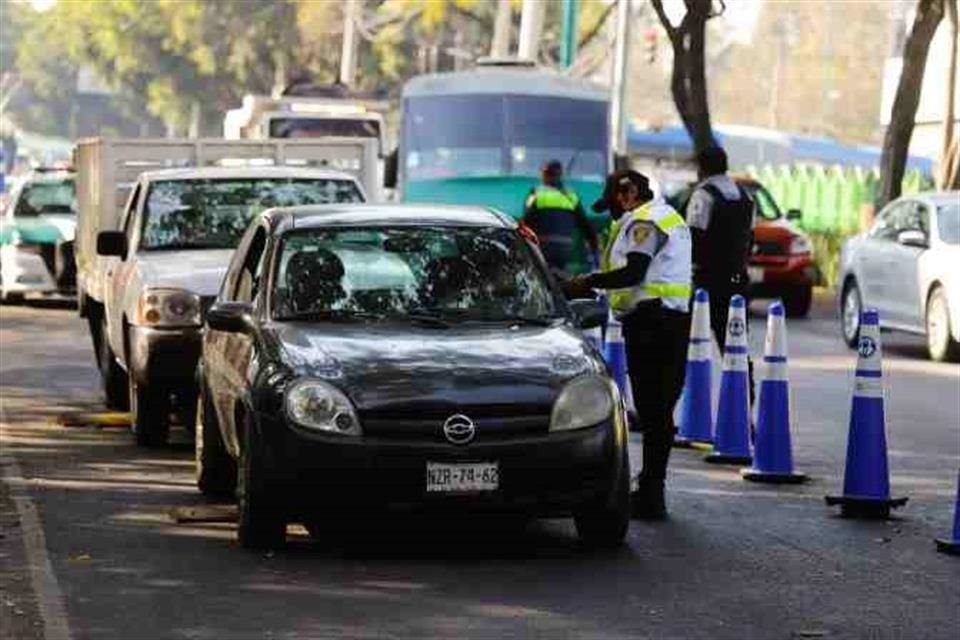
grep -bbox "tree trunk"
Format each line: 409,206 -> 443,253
878,0 -> 945,208
939,0 -> 958,190
652,0 -> 719,155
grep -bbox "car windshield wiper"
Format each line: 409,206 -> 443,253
399,313 -> 453,328
276,309 -> 385,323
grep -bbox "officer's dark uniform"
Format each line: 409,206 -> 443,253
523,183 -> 598,275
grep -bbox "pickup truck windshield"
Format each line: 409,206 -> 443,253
273,226 -> 561,323
141,178 -> 363,251
14,179 -> 76,217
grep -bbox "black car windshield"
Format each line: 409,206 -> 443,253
269,117 -> 381,140
273,226 -> 561,323
937,202 -> 959,245
14,179 -> 76,217
141,178 -> 363,251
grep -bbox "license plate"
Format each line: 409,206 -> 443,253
747,266 -> 764,283
426,462 -> 499,493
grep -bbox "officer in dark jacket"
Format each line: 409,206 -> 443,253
523,160 -> 599,276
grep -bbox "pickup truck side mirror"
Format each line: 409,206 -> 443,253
569,298 -> 606,330
897,229 -> 928,248
383,148 -> 398,189
786,208 -> 803,221
206,302 -> 253,334
97,231 -> 128,258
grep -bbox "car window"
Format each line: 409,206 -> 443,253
13,179 -> 76,217
745,184 -> 781,221
937,202 -> 959,245
869,202 -> 905,241
272,226 -> 561,322
140,178 -> 363,251
233,227 -> 267,304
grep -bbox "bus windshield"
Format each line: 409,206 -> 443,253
403,94 -> 608,181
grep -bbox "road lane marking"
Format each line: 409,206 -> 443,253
0,454 -> 72,640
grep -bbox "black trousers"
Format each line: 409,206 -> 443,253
699,277 -> 756,407
622,303 -> 691,484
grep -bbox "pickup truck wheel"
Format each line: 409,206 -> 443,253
574,452 -> 629,548
176,385 -> 198,434
783,286 -> 812,318
237,413 -> 286,551
98,318 -> 129,411
926,287 -> 960,363
195,387 -> 236,499
130,378 -> 170,448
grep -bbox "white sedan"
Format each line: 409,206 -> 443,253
838,191 -> 960,362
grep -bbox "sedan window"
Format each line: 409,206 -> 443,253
938,203 -> 959,245
869,203 -> 904,241
273,226 -> 561,323
14,180 -> 76,217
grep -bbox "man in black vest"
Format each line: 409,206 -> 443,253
686,146 -> 756,403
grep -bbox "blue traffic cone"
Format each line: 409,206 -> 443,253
705,295 -> 752,465
742,300 -> 806,483
826,309 -> 907,519
935,470 -> 960,555
603,310 -> 629,406
675,289 -> 714,447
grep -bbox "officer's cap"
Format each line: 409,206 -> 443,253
591,170 -> 653,213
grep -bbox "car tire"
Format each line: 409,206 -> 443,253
0,290 -> 25,305
130,377 -> 170,448
98,317 -> 129,411
237,412 -> 286,551
176,385 -> 198,435
926,286 -> 960,363
195,385 -> 236,499
784,286 -> 812,318
840,280 -> 862,348
574,452 -> 630,548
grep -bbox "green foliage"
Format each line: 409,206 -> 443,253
808,230 -> 845,288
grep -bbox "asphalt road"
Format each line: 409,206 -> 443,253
1,297 -> 958,640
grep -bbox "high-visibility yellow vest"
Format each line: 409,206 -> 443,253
601,200 -> 692,315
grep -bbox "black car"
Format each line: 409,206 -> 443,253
196,204 -> 629,550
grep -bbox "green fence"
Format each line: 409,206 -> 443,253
745,165 -> 934,234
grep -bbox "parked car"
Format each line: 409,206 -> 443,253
196,204 -> 628,550
665,177 -> 816,317
0,168 -> 77,302
94,166 -> 366,447
838,191 -> 960,362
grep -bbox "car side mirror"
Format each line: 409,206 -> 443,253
206,301 -> 253,333
383,148 -> 398,189
569,298 -> 606,330
897,229 -> 927,248
786,208 -> 802,221
96,231 -> 128,258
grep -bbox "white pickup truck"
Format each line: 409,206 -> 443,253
75,138 -> 373,446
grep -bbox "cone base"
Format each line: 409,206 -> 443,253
824,495 -> 908,520
741,469 -> 807,484
705,453 -> 752,466
935,539 -> 960,556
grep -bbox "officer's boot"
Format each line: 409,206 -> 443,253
632,432 -> 672,521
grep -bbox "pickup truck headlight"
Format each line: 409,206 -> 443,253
790,236 -> 812,255
550,375 -> 615,432
136,288 -> 202,327
285,380 -> 361,435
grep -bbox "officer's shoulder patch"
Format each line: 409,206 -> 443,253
631,222 -> 654,244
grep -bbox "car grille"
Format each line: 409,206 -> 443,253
361,407 -> 550,443
753,241 -> 786,257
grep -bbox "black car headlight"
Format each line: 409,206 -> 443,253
284,380 -> 361,436
550,375 -> 615,432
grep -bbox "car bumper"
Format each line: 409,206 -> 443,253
0,245 -> 58,294
128,325 -> 202,387
749,255 -> 816,296
256,416 -> 627,518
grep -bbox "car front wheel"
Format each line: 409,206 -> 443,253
840,280 -> 862,348
237,412 -> 286,551
574,452 -> 630,548
195,386 -> 236,499
926,286 -> 960,362
98,317 -> 129,411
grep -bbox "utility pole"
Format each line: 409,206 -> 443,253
560,0 -> 579,68
610,0 -> 631,158
518,0 -> 546,62
339,0 -> 359,87
491,0 -> 512,58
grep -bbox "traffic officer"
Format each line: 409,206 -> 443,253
523,160 -> 599,276
564,170 -> 692,520
686,146 -> 756,405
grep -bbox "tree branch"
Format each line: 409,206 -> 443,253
577,1 -> 617,49
650,0 -> 679,43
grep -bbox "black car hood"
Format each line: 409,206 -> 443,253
267,322 -> 604,415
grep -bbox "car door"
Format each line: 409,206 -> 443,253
884,199 -> 929,330
105,181 -> 142,360
856,201 -> 904,318
213,225 -> 268,454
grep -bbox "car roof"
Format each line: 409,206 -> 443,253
265,204 -> 516,232
910,191 -> 960,207
138,165 -> 360,182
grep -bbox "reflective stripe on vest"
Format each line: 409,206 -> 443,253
527,186 -> 579,211
601,201 -> 692,315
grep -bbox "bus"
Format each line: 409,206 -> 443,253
395,61 -> 611,273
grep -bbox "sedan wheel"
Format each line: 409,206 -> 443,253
841,281 -> 862,348
195,387 -> 237,499
574,452 -> 630,548
237,413 -> 286,551
926,287 -> 960,362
